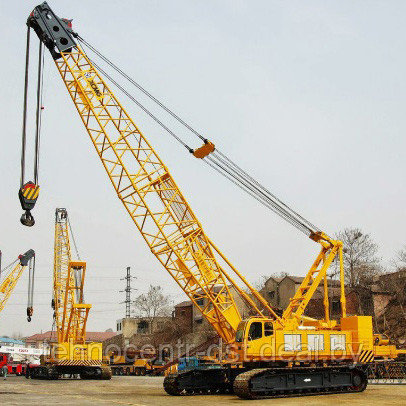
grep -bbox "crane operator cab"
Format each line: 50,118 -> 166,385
235,318 -> 276,362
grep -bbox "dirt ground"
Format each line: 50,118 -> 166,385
0,376 -> 405,405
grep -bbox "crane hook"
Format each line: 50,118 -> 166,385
21,210 -> 35,227
27,306 -> 33,322
18,182 -> 39,227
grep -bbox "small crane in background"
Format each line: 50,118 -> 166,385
28,208 -> 111,379
0,250 -> 35,321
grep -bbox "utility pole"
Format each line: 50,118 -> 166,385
120,267 -> 136,318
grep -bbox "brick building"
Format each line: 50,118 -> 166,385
173,301 -> 194,333
259,275 -> 342,315
259,271 -> 406,321
171,285 -> 253,333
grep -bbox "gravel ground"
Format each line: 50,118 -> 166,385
0,376 -> 405,405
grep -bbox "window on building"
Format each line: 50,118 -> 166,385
195,318 -> 203,324
268,291 -> 275,299
248,322 -> 262,341
195,299 -> 204,306
137,320 -> 149,334
181,310 -> 186,316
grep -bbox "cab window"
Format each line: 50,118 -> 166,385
264,322 -> 273,337
248,322 -> 262,341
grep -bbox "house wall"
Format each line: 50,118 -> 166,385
174,304 -> 193,333
24,339 -> 51,351
116,317 -> 171,339
229,286 -> 251,319
119,318 -> 138,339
102,334 -> 125,355
278,278 -> 296,309
373,293 -> 392,318
259,278 -> 280,307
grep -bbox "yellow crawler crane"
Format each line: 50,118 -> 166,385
0,250 -> 35,321
29,209 -> 111,379
23,2 -> 405,397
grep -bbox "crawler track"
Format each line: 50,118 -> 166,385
233,365 -> 367,399
164,365 -> 368,399
164,368 -> 235,395
28,364 -> 112,380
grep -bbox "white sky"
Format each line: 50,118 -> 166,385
0,1 -> 405,337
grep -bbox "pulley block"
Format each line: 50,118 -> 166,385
18,181 -> 39,227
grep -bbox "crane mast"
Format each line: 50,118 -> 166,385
26,2 -> 279,345
27,208 -> 111,380
53,208 -> 90,345
55,45 -> 267,343
0,250 -> 35,321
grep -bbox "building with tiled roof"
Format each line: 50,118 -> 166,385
174,300 -> 193,308
24,330 -> 116,351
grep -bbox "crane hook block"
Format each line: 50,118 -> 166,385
18,181 -> 40,227
193,141 -> 215,159
27,307 -> 33,322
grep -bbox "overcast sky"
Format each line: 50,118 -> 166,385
0,1 -> 405,337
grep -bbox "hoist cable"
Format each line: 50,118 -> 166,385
87,56 -> 193,152
67,216 -> 81,261
205,156 -> 311,235
211,151 -> 318,233
27,256 -> 35,309
206,156 -> 310,234
0,259 -> 19,281
20,26 -> 31,187
74,269 -> 83,303
33,40 -> 44,184
76,37 -> 321,236
214,149 -> 319,231
77,35 -> 206,142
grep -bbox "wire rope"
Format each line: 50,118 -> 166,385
76,36 -> 321,237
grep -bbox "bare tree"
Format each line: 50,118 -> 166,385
385,246 -> 406,320
254,271 -> 288,290
336,228 -> 381,287
133,285 -> 172,325
254,275 -> 269,290
396,246 -> 406,269
271,271 -> 289,279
